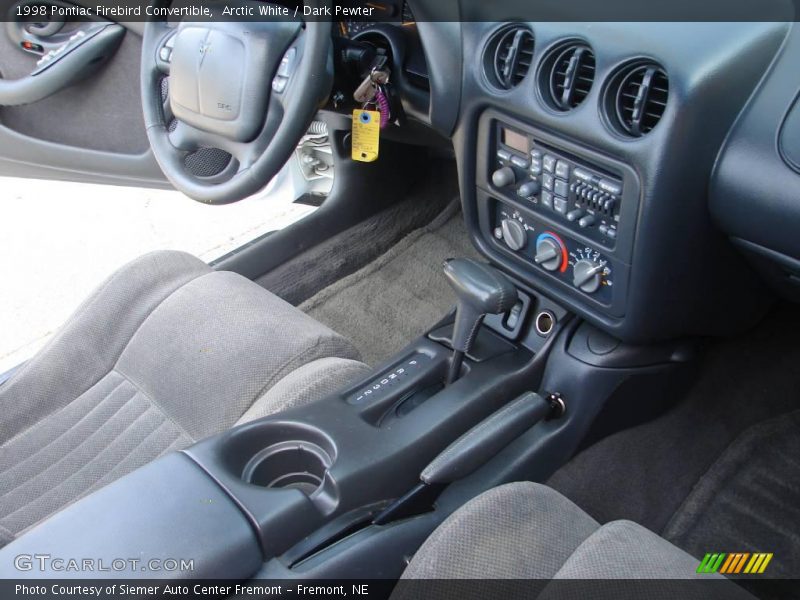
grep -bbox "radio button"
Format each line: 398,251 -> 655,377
554,179 -> 569,197
541,191 -> 554,209
543,173 -> 555,191
518,180 -> 541,199
599,178 -> 622,196
555,160 -> 570,179
511,155 -> 529,169
543,155 -> 556,173
554,198 -> 568,214
497,149 -> 511,162
578,214 -> 596,228
567,209 -> 584,222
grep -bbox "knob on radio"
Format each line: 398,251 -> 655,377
517,180 -> 541,198
492,167 -> 515,188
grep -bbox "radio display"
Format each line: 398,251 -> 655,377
501,128 -> 529,154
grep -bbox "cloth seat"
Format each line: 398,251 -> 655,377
0,251 -> 370,546
398,482 -> 756,599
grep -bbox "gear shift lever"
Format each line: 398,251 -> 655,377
442,258 -> 518,384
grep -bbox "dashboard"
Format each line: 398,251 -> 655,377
323,0 -> 798,342
384,8 -> 793,342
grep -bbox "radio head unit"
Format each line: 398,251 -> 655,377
493,123 -> 624,247
473,112 -> 640,321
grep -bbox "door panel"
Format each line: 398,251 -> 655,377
0,7 -> 168,187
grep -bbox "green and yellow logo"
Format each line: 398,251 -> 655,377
697,552 -> 773,575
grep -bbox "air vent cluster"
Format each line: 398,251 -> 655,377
610,63 -> 669,137
542,43 -> 596,111
484,26 -> 534,90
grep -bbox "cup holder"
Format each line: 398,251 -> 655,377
220,422 -> 337,499
242,441 -> 331,495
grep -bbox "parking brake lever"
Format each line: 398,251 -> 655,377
442,258 -> 518,384
373,391 -> 565,525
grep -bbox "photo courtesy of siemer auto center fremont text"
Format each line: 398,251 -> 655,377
0,0 -> 799,598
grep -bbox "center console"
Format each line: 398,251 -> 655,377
0,265 -> 572,580
475,109 -> 640,319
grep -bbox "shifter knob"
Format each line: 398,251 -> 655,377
443,258 -> 518,356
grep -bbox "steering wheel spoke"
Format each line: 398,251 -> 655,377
167,120 -> 203,154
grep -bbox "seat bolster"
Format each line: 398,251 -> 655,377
400,482 -> 600,580
0,251 -> 210,444
552,520 -> 711,580
538,520 -> 757,599
115,270 -> 363,440
236,357 -> 371,424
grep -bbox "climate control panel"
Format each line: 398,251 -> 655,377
492,203 -> 616,305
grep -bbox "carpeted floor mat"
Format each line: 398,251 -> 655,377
663,410 -> 800,577
546,304 -> 800,538
299,201 -> 479,365
257,163 -> 458,306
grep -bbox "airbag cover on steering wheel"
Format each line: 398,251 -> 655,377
169,20 -> 300,142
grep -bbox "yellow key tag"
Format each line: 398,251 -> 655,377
352,109 -> 380,162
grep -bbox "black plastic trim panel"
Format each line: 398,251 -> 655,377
711,25 -> 800,268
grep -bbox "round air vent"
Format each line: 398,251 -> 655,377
483,25 -> 534,90
539,42 -> 595,111
607,62 -> 669,137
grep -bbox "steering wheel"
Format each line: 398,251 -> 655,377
141,3 -> 332,204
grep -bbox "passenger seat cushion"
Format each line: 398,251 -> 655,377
400,482 -> 601,579
537,521 -> 756,599
399,482 -> 756,600
551,520 -> 708,580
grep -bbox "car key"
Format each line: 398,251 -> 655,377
354,73 -> 377,104
354,68 -> 390,104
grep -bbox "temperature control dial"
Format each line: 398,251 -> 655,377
534,234 -> 565,272
572,260 -> 604,294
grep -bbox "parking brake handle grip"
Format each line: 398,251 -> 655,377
421,391 -> 551,485
0,23 -> 125,107
372,392 -> 560,526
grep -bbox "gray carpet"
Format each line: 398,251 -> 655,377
663,410 -> 800,578
547,303 -> 800,540
257,162 -> 458,306
299,202 -> 479,366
